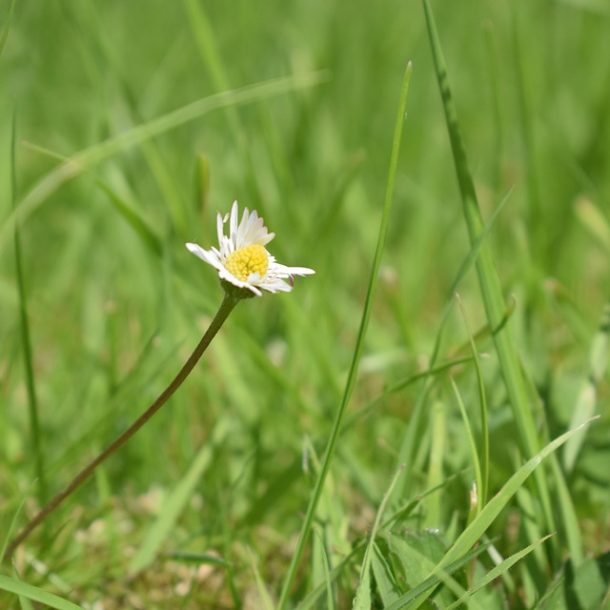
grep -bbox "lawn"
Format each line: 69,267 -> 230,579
1,0 -> 610,608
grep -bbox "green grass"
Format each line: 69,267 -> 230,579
2,0 -> 610,608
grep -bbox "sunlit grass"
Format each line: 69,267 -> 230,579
1,0 -> 610,608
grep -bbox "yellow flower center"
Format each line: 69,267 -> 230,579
225,244 -> 269,281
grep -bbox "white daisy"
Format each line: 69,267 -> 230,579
186,201 -> 315,297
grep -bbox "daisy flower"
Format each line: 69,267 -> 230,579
186,201 -> 315,297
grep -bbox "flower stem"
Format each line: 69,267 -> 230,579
3,294 -> 238,562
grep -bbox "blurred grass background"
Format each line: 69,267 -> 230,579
1,0 -> 610,608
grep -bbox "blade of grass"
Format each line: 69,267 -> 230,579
276,61 -> 413,609
384,538 -> 492,610
0,498 -> 25,561
371,543 -> 402,606
11,112 -> 46,507
455,293 -> 489,507
564,303 -> 610,471
0,575 -> 82,610
295,545 -> 362,610
313,527 -> 336,610
246,547 -> 276,610
422,0 -> 560,561
404,417 -> 597,610
424,402 -> 445,527
389,534 -> 484,610
444,535 -> 552,610
128,429 -> 224,574
353,467 -> 403,609
22,141 -> 165,259
0,71 -> 328,254
184,0 -> 271,213
450,379 -> 483,520
393,187 -> 512,499
510,4 -> 544,262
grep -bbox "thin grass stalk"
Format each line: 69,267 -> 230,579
276,62 -> 413,609
11,113 -> 47,508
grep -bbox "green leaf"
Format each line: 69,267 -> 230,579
372,543 -> 402,606
0,575 -> 83,610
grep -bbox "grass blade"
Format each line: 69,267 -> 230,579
276,61 -> 413,609
353,467 -> 402,609
455,293 -> 489,508
563,303 -> 610,471
128,437 -> 218,574
445,535 -> 552,610
0,575 -> 82,610
450,379 -> 483,520
11,112 -> 46,506
422,0 -> 561,561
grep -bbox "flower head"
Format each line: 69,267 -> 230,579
186,201 -> 315,297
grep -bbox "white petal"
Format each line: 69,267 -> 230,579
259,277 -> 293,293
218,267 -> 263,297
229,201 -> 239,245
186,243 -> 225,273
235,207 -> 252,248
270,262 -> 315,277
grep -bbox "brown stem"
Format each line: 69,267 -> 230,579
3,294 -> 238,562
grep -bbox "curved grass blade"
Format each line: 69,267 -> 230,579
11,112 -> 46,506
445,535 -> 552,610
422,0 -> 563,562
450,379 -> 483,520
0,71 -> 328,254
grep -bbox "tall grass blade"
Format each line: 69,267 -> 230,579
456,293 -> 489,507
422,0 -> 561,560
450,379 -> 483,520
11,112 -> 46,506
276,61 -> 413,609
